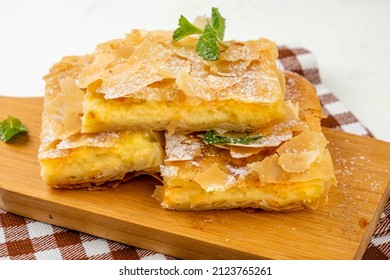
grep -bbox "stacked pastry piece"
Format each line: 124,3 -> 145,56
38,54 -> 165,190
39,29 -> 336,210
155,71 -> 336,210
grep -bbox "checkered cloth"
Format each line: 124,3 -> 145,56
0,45 -> 389,260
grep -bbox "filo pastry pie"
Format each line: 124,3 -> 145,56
77,30 -> 287,133
153,72 -> 337,211
38,56 -> 164,190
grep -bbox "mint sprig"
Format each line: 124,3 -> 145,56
172,15 -> 203,41
0,116 -> 28,142
195,24 -> 220,61
173,7 -> 228,61
210,7 -> 226,40
203,130 -> 262,145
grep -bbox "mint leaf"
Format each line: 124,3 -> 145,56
196,24 -> 220,61
172,7 -> 228,61
203,130 -> 262,145
211,7 -> 225,40
173,15 -> 202,42
0,116 -> 28,142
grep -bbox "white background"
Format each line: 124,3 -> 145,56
1,0 -> 389,141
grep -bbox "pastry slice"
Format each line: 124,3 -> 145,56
77,30 -> 287,133
153,72 -> 336,210
38,56 -> 164,189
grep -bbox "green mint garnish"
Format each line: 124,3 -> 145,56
173,15 -> 203,41
210,7 -> 226,40
196,24 -> 220,61
203,130 -> 262,145
0,116 -> 28,142
173,7 -> 228,61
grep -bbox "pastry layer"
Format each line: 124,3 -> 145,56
39,55 -> 164,189
39,131 -> 164,188
82,91 -> 286,133
154,72 -> 336,210
78,30 -> 286,133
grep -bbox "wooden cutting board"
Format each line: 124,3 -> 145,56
0,96 -> 389,260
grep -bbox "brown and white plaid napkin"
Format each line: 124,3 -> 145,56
0,45 -> 389,260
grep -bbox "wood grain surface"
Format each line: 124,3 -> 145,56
0,96 -> 389,259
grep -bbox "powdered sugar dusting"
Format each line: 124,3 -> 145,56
160,165 -> 179,178
38,149 -> 70,159
165,133 -> 202,161
203,174 -> 236,192
227,165 -> 249,179
56,132 -> 120,149
80,30 -> 283,104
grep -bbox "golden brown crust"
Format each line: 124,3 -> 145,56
284,71 -> 324,116
39,56 -> 165,189
39,27 -> 335,211
154,71 -> 336,211
77,30 -> 287,133
53,170 -> 161,191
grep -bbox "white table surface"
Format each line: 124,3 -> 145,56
1,0 -> 389,141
